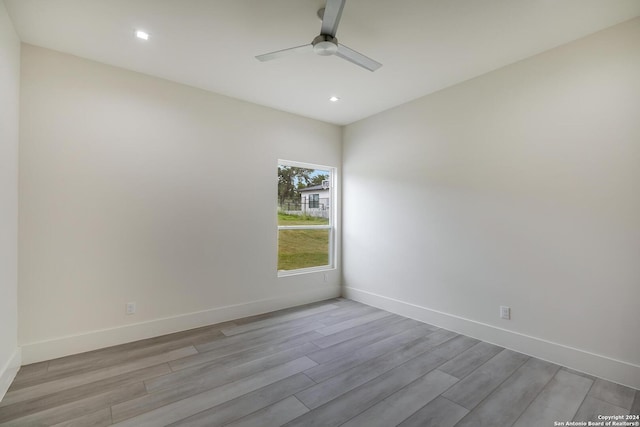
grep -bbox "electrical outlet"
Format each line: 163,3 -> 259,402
126,302 -> 136,315
500,306 -> 510,320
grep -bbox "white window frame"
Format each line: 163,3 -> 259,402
277,159 -> 336,277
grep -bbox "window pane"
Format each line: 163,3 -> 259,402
278,229 -> 330,271
309,194 -> 319,208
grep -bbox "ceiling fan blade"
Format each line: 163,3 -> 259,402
255,44 -> 313,62
321,0 -> 346,37
335,44 -> 382,71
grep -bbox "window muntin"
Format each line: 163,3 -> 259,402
277,161 -> 334,274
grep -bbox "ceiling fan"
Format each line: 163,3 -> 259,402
255,0 -> 382,72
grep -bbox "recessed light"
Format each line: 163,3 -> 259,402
135,30 -> 149,41
329,96 -> 340,102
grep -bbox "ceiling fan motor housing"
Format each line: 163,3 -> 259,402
312,34 -> 338,56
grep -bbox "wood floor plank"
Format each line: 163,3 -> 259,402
194,320 -> 325,354
216,303 -> 370,343
0,346 -> 196,408
145,342 -> 318,393
422,335 -> 479,362
314,310 -> 394,336
441,348 -> 530,410
306,318 -> 424,365
310,313 -> 411,348
50,407 -> 112,427
110,383 -> 191,422
573,396 -> 630,422
224,396 -> 309,427
454,358 -> 560,427
312,305 -> 382,327
512,369 -> 593,427
230,299 -> 341,326
45,331 -> 222,378
220,304 -> 339,336
0,382 -> 146,427
169,331 -> 323,372
560,367 -> 597,382
437,341 -> 503,379
8,362 -> 48,391
12,336 -> 213,392
588,378 -> 636,410
340,369 -> 459,427
166,373 -> 315,427
303,326 -> 451,384
33,321 -> 234,383
112,357 -> 317,427
397,396 -> 469,427
0,364 -> 170,424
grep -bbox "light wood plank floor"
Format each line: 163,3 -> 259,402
1,298 -> 638,426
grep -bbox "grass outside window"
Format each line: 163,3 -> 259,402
277,228 -> 330,271
277,212 -> 329,226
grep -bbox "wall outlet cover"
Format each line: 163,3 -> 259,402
126,302 -> 136,315
500,305 -> 511,320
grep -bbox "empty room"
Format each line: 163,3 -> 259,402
0,0 -> 639,426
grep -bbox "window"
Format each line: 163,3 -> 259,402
277,160 -> 334,274
309,194 -> 320,209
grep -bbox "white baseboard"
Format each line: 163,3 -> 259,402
0,347 -> 21,403
21,286 -> 340,365
343,286 -> 640,390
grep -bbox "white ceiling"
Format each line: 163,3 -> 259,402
5,0 -> 640,125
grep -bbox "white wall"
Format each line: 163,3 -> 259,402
343,18 -> 640,389
0,0 -> 21,401
19,45 -> 342,363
